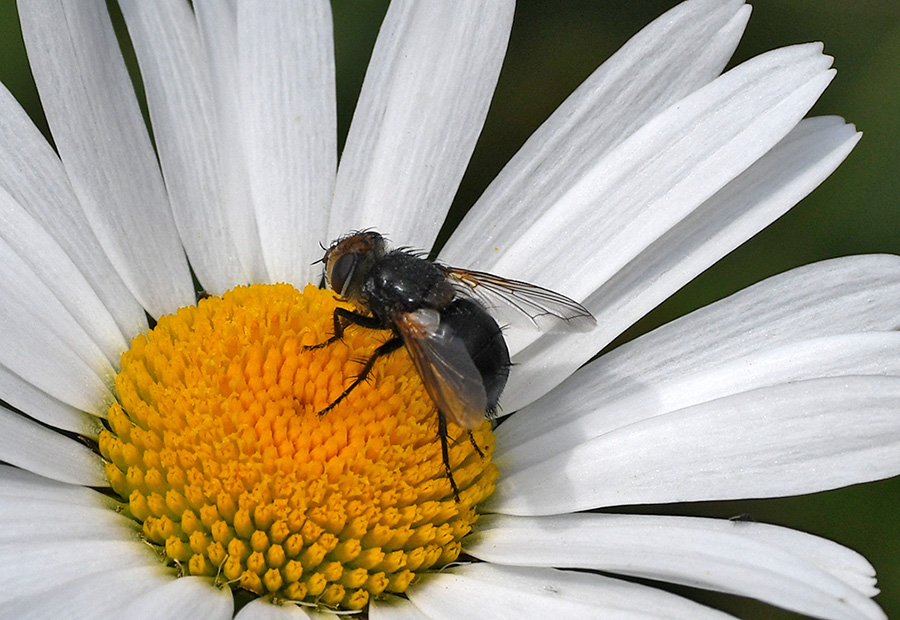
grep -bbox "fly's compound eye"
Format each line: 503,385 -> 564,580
328,252 -> 359,297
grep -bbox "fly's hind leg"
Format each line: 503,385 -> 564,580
438,420 -> 487,502
467,431 -> 484,458
438,410 -> 462,502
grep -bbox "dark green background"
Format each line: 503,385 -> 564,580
1,1 -> 897,618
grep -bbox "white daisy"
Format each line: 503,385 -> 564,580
0,1 -> 897,619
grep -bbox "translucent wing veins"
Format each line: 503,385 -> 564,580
395,310 -> 487,429
441,266 -> 596,332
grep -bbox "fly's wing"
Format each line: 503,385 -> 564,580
395,309 -> 487,430
441,266 -> 597,332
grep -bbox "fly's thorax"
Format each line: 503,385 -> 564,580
362,251 -> 452,319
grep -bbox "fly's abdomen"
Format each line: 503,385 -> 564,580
440,298 -> 510,413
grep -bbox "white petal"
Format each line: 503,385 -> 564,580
1,566 -> 172,619
0,236 -> 115,413
491,376 -> 900,514
468,514 -> 885,620
0,495 -> 136,544
502,116 -> 860,409
118,0 -> 245,294
0,538 -> 159,601
328,0 -> 514,250
0,406 -> 107,486
734,520 -> 880,598
407,563 -> 735,620
0,83 -> 147,338
235,598 -> 315,620
479,43 -> 832,297
123,576 -> 234,620
0,186 -> 129,365
370,594 -> 431,620
442,0 -> 750,266
195,0 -> 268,283
503,250 -> 900,443
18,0 -> 194,317
239,0 -> 337,287
0,363 -> 102,436
498,331 -> 900,471
478,42 -> 839,409
574,255 -> 900,398
0,464 -> 110,505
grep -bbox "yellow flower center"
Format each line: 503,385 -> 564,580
98,283 -> 497,610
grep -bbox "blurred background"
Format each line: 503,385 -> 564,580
0,1 -> 897,618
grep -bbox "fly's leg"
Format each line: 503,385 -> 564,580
467,431 -> 484,458
305,307 -> 396,414
316,336 -> 404,416
438,423 -> 485,502
305,308 -> 386,350
438,410 -> 461,502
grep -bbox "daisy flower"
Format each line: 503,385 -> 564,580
0,0 -> 898,619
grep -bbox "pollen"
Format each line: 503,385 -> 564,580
99,284 -> 496,610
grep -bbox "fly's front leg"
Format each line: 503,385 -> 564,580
305,307 -> 385,350
316,336 -> 404,416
